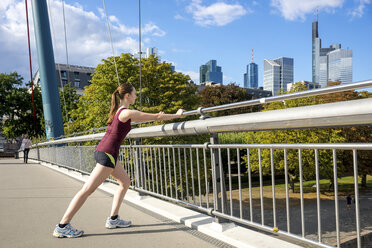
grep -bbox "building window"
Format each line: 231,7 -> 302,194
74,81 -> 80,88
61,71 -> 67,79
62,79 -> 68,87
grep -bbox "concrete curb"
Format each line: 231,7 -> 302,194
34,159 -> 301,248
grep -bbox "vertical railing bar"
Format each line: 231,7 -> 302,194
203,147 -> 209,209
315,149 -> 322,243
130,146 -> 134,187
247,148 -> 253,222
178,148 -> 184,200
163,148 -> 168,197
333,149 -> 340,248
218,148 -> 225,214
142,148 -> 147,191
184,148 -> 189,202
237,148 -> 242,219
154,147 -> 159,194
210,146 -> 217,213
284,149 -> 290,233
270,148 -> 277,228
168,148 -> 173,198
299,149 -> 305,238
146,148 -> 151,191
190,148 -> 196,204
258,148 -> 264,225
150,147 -> 154,192
353,149 -> 361,248
196,148 -> 202,207
173,148 -> 178,200
227,148 -> 233,216
158,148 -> 163,195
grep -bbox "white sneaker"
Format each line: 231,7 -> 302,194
53,223 -> 84,238
105,216 -> 132,229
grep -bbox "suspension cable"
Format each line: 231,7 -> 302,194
47,0 -> 70,134
138,0 -> 142,112
24,0 -> 36,133
102,0 -> 120,86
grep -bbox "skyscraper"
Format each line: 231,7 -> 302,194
263,57 -> 293,95
199,60 -> 223,84
312,21 -> 352,87
146,47 -> 158,58
244,49 -> 258,88
244,63 -> 258,88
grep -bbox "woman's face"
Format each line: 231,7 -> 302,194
128,88 -> 137,105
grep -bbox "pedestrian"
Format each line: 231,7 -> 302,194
53,83 -> 185,238
21,135 -> 31,163
347,194 -> 352,210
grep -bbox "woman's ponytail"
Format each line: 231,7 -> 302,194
107,90 -> 119,125
106,84 -> 134,125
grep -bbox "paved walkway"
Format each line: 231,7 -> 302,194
0,158 -> 230,248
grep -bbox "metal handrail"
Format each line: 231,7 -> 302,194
48,79 -> 372,141
36,97 -> 372,146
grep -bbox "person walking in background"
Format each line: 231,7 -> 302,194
21,135 -> 31,163
53,83 -> 185,238
347,194 -> 352,210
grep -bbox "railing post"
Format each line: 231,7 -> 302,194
134,138 -> 141,188
210,133 -> 228,223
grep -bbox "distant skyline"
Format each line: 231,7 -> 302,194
0,0 -> 371,90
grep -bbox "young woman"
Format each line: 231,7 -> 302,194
53,83 -> 184,238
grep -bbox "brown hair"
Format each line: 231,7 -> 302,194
107,83 -> 134,125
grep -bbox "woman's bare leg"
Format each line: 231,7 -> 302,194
110,161 -> 131,216
60,164 -> 114,224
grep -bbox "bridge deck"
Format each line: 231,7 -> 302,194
0,158 -> 228,248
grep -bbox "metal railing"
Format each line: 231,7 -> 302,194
29,82 -> 372,248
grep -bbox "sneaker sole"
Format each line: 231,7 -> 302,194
53,232 -> 84,238
105,223 -> 131,229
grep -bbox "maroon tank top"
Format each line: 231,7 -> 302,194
96,108 -> 131,158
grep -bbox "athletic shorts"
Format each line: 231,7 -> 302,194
94,150 -> 117,168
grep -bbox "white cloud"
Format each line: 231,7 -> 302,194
179,70 -> 199,83
0,0 -> 165,80
270,0 -> 344,21
186,0 -> 248,27
174,14 -> 186,20
349,0 -> 371,18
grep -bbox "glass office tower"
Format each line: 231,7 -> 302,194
312,21 -> 352,87
199,60 -> 223,84
263,57 -> 293,95
244,62 -> 258,88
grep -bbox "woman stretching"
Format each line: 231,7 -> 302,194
53,83 -> 184,238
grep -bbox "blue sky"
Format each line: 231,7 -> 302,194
1,0 -> 371,89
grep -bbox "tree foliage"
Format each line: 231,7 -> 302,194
69,53 -> 200,132
0,72 -> 44,138
199,83 -> 256,117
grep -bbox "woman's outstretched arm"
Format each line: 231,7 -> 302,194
119,109 -> 184,123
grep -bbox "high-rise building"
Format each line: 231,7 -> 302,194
146,47 -> 158,58
312,21 -> 352,87
244,63 -> 258,88
199,60 -> 223,84
263,57 -> 293,95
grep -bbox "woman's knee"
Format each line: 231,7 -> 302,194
81,184 -> 97,196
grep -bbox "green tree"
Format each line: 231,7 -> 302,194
242,83 -> 347,192
59,84 -> 81,134
69,53 -> 200,132
0,73 -> 44,138
199,83 -> 256,117
319,82 -> 372,187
